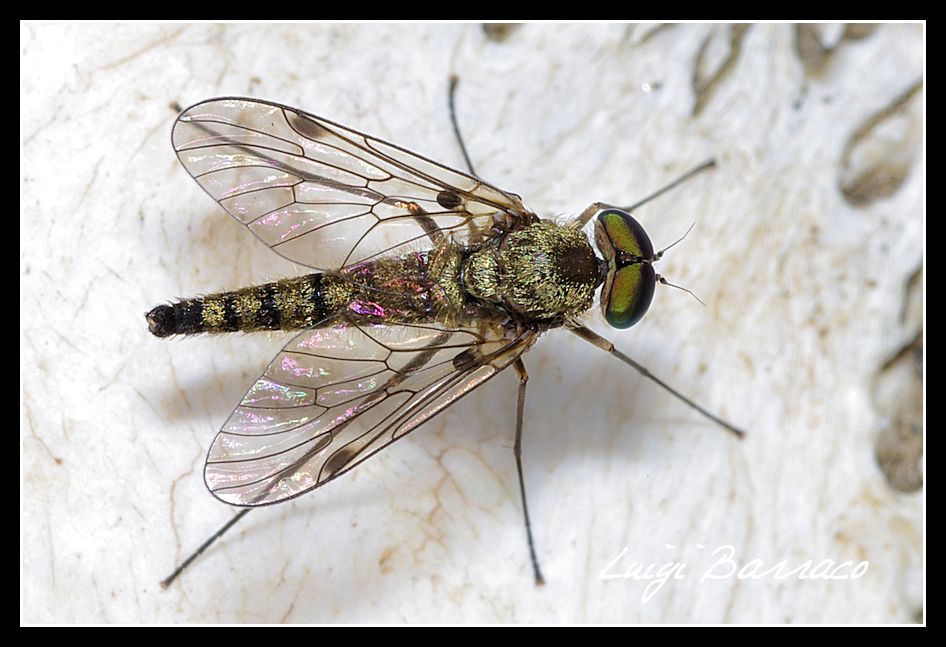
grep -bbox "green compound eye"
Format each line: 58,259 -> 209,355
603,262 -> 656,328
595,210 -> 657,329
596,209 -> 654,259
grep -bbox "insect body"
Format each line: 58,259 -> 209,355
151,96 -> 741,586
147,218 -> 604,339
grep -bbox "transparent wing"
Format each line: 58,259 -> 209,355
205,319 -> 536,506
172,97 -> 535,271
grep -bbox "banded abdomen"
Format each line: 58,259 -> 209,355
146,246 -> 467,338
146,274 -> 331,338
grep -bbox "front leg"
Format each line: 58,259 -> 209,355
570,325 -> 745,437
569,201 -> 612,230
568,159 -> 717,229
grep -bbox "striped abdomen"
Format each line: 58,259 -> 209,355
146,274 -> 330,338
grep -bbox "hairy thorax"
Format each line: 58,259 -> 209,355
461,221 -> 601,323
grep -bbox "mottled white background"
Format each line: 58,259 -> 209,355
21,22 -> 924,624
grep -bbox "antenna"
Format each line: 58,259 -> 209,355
657,275 -> 706,307
655,222 -> 696,260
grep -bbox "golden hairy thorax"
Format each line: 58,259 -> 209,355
461,221 -> 601,321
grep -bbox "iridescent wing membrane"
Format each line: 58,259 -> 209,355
170,98 -> 540,506
206,321 -> 535,505
172,97 -> 534,270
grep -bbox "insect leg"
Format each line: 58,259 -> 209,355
390,199 -> 445,248
569,325 -> 745,438
512,357 -> 545,586
161,508 -> 253,589
569,202 -> 608,230
447,75 -> 478,177
568,159 -> 717,229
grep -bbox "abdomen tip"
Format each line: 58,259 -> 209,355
146,304 -> 176,338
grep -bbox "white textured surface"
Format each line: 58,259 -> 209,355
21,23 -> 923,624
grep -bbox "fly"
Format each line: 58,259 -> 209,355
151,82 -> 744,589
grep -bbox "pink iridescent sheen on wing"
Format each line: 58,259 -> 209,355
172,98 -> 533,271
204,321 -> 534,506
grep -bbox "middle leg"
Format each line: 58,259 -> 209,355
513,357 -> 545,585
